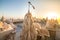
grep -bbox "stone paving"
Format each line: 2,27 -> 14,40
14,23 -> 22,40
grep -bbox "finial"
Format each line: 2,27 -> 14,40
28,1 -> 35,13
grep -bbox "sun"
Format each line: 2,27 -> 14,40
46,12 -> 58,19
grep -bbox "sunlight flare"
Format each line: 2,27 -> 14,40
46,12 -> 58,19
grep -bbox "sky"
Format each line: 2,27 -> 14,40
0,0 -> 60,19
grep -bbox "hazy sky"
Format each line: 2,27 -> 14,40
0,0 -> 60,19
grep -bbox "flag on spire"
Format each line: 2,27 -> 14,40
28,1 -> 35,9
